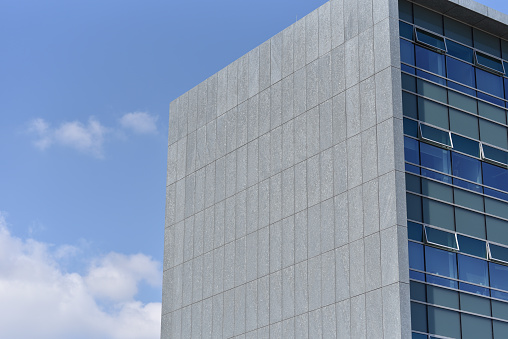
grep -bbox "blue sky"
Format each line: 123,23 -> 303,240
1,0 -> 508,338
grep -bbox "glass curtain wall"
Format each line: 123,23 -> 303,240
400,0 -> 508,337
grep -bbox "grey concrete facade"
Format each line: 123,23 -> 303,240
162,0 -> 410,337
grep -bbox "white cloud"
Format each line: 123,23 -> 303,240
119,112 -> 158,134
28,117 -> 107,158
0,213 -> 161,339
27,112 -> 158,157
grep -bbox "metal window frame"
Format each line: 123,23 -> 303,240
414,26 -> 447,53
487,242 -> 508,266
423,225 -> 460,252
480,143 -> 508,169
419,122 -> 454,150
474,50 -> 506,75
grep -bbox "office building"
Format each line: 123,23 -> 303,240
162,0 -> 508,337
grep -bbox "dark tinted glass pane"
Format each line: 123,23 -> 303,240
399,0 -> 413,23
461,313 -> 492,339
478,101 -> 507,124
446,40 -> 474,62
406,173 -> 421,194
402,73 -> 417,92
420,124 -> 452,147
425,226 -> 457,249
460,281 -> 489,296
451,134 -> 480,157
407,193 -> 423,223
447,56 -> 475,87
410,281 -> 426,301
409,221 -> 424,242
425,246 -> 457,278
403,92 -> 418,118
418,98 -> 449,129
417,79 -> 447,103
410,270 -> 425,281
492,290 -> 508,302
476,51 -> 505,73
483,144 -> 508,167
421,168 -> 451,184
404,118 -> 418,137
416,45 -> 446,76
485,187 -> 508,202
490,243 -> 508,263
505,78 -> 508,101
444,17 -> 472,46
417,69 -> 446,85
404,136 -> 420,164
478,91 -> 504,106
455,209 -> 486,239
414,5 -> 443,35
427,306 -> 461,338
427,285 -> 459,308
401,38 -> 415,64
480,121 -> 508,150
427,274 -> 457,288
420,142 -> 451,173
402,63 -> 415,74
406,163 -> 420,175
458,254 -> 489,286
452,152 -> 481,183
416,28 -> 446,51
490,262 -> 508,292
483,162 -> 508,192
448,90 -> 477,114
411,302 -> 428,332
400,22 -> 414,40
487,216 -> 508,247
457,235 -> 486,257
476,68 -> 504,98
474,28 -> 501,57
409,241 -> 425,270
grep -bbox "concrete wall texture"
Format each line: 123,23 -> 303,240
162,0 -> 410,337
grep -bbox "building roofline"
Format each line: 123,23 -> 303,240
409,0 -> 508,39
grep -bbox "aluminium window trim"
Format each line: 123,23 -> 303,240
414,26 -> 447,53
487,242 -> 508,266
474,50 -> 506,75
418,122 -> 454,149
480,143 -> 508,169
423,225 -> 460,252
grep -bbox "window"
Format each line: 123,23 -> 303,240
488,243 -> 508,265
475,51 -> 505,74
420,142 -> 451,173
424,226 -> 459,250
481,144 -> 508,168
457,235 -> 486,258
458,254 -> 489,286
415,27 -> 446,52
452,134 -> 480,158
446,39 -> 474,62
419,123 -> 453,149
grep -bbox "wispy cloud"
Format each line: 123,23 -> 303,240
0,213 -> 161,339
119,112 -> 158,135
27,112 -> 158,158
28,117 -> 107,158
